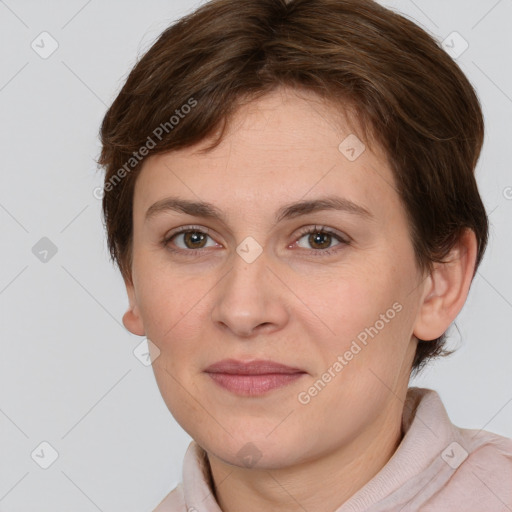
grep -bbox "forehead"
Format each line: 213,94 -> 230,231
133,87 -> 400,224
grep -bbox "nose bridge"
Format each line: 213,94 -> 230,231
210,240 -> 288,336
224,241 -> 271,305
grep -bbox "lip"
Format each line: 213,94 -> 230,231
204,359 -> 307,397
204,358 -> 305,375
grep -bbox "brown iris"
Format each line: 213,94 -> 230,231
183,231 -> 208,249
307,231 -> 332,250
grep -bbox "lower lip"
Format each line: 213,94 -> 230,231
206,372 -> 306,396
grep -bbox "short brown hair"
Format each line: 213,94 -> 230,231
98,0 -> 489,375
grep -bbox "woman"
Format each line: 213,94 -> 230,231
97,0 -> 512,510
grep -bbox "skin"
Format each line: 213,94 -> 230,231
122,87 -> 477,512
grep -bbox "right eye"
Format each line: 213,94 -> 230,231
162,226 -> 221,254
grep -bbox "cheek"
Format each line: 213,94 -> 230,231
151,360 -> 206,442
308,266 -> 394,334
135,260 -> 203,335
312,265 -> 410,369
142,274 -> 207,420
135,269 -> 216,389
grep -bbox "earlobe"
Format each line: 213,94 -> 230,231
122,280 -> 146,336
413,229 -> 478,341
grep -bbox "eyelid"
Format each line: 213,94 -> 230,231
164,224 -> 214,239
294,224 -> 351,244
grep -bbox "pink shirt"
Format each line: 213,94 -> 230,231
153,387 -> 512,511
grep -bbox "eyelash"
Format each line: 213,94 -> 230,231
161,224 -> 350,257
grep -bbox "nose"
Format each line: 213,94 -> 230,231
210,248 -> 290,338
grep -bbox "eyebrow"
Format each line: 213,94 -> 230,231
145,195 -> 373,224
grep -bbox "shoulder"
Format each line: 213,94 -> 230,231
428,429 -> 512,510
403,388 -> 512,510
459,427 -> 512,477
152,483 -> 186,512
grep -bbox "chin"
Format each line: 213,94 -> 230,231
203,431 -> 308,471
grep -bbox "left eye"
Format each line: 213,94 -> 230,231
295,228 -> 344,251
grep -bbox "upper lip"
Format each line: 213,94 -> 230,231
204,359 -> 305,375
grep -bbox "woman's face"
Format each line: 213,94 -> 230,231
124,87 -> 429,469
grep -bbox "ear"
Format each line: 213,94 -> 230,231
413,228 -> 478,341
122,277 -> 146,336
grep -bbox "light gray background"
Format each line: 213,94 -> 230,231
1,0 -> 511,511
